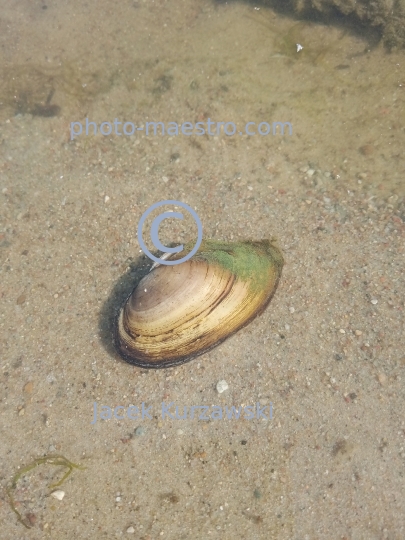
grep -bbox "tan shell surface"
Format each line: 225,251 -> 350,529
115,246 -> 282,368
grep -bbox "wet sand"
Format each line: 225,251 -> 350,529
0,0 -> 404,538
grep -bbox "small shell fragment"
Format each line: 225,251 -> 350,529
216,380 -> 229,394
51,490 -> 65,501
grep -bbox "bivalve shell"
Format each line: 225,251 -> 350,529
115,239 -> 284,368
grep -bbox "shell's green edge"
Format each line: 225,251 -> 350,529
173,239 -> 284,293
6,455 -> 85,529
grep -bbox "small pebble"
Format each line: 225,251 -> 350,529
216,380 -> 229,394
51,490 -> 65,501
26,513 -> 37,526
377,373 -> 387,386
134,426 -> 146,436
177,429 -> 184,435
104,195 -> 110,204
355,330 -> 362,336
307,169 -> 315,177
289,307 -> 295,313
359,144 -> 374,156
23,381 -> 33,394
16,293 -> 26,305
371,299 -> 378,305
162,176 -> 169,183
126,526 -> 135,534
339,329 -> 346,334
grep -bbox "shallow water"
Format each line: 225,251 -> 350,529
0,1 -> 404,538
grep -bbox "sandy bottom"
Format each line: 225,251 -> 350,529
0,0 -> 404,538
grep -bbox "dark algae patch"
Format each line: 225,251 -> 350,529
0,64 -> 114,118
